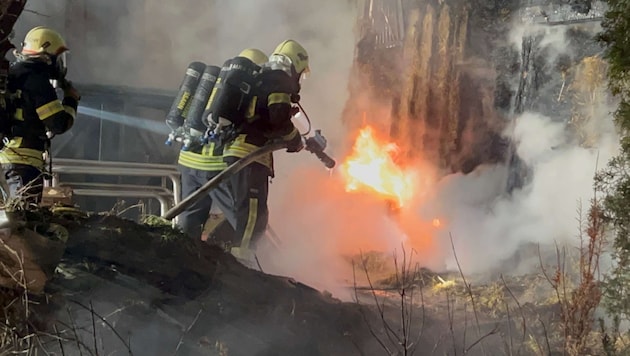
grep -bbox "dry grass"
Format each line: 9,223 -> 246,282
0,236 -> 39,354
353,195 -> 612,355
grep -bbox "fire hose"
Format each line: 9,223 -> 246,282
162,133 -> 336,220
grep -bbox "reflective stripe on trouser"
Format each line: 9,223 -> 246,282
176,164 -> 233,240
222,162 -> 270,250
1,163 -> 45,204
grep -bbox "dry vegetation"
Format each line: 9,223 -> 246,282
350,196 -> 617,355
0,183 -> 615,356
0,183 -> 619,355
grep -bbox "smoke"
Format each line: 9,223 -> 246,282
425,114 -> 616,274
14,1 -> 621,303
418,22 -> 619,275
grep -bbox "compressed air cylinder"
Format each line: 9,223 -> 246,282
165,61 -> 206,132
185,65 -> 221,133
204,56 -> 261,128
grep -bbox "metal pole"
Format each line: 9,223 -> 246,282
170,173 -> 181,205
71,188 -> 170,216
59,182 -> 174,195
52,166 -> 178,177
98,103 -> 103,161
54,158 -> 178,170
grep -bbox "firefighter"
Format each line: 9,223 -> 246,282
176,48 -> 269,241
210,39 -> 309,257
0,26 -> 79,204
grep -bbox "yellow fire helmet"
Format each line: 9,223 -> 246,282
238,48 -> 269,66
21,26 -> 68,56
272,39 -> 310,76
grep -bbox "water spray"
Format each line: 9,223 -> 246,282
77,106 -> 170,136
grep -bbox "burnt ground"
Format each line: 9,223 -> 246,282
0,206 -> 601,356
0,207 -> 455,355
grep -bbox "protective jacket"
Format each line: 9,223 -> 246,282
0,61 -> 76,169
222,66 -> 301,171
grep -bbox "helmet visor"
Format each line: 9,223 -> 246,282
300,66 -> 310,83
55,52 -> 68,78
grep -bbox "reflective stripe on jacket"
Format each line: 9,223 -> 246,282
0,138 -> 45,169
223,134 -> 272,169
0,61 -> 77,168
177,141 -> 227,171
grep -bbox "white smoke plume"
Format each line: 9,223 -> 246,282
421,22 -> 619,275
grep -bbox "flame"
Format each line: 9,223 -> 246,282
340,125 -> 416,207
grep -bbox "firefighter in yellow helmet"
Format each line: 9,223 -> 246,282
176,48 -> 269,242
0,26 -> 80,203
262,39 -> 309,150
201,40 -> 309,259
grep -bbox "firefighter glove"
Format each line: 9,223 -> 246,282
285,132 -> 304,153
60,79 -> 81,101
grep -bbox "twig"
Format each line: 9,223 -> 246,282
116,203 -> 144,217
34,331 -> 54,355
54,319 -> 97,355
359,250 -> 402,348
410,263 -> 426,355
66,306 -> 84,356
53,323 -> 65,355
500,274 -> 528,355
464,324 -> 500,354
69,300 -> 133,355
503,297 -> 513,356
446,289 -> 457,356
450,232 -> 487,355
173,309 -> 202,355
23,8 -> 51,17
352,260 -> 393,355
393,245 -> 416,355
90,301 -> 99,355
539,317 -> 552,355
431,335 -> 444,355
462,302 -> 468,355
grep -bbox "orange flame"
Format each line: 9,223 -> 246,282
339,125 -> 416,207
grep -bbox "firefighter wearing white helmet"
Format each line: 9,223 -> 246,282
177,48 -> 269,242
0,26 -> 80,203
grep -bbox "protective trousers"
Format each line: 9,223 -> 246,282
177,165 -> 233,240
1,163 -> 44,204
219,162 -> 270,250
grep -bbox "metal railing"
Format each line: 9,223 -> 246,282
50,158 -> 181,217
57,182 -> 175,216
